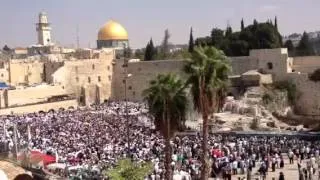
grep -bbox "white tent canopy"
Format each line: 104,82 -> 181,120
0,170 -> 8,180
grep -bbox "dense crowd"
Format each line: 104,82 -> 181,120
1,102 -> 320,179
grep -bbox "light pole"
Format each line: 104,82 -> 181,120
123,43 -> 132,156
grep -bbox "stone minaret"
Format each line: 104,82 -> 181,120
36,12 -> 52,46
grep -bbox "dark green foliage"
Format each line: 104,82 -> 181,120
241,18 -> 245,31
225,26 -> 233,38
143,73 -> 188,134
105,159 -> 153,180
2,45 -> 11,52
195,36 -> 211,46
296,32 -> 315,56
309,69 -> 320,82
197,20 -> 282,56
188,27 -> 194,53
160,29 -> 171,58
262,93 -> 273,105
134,48 -> 145,60
274,81 -> 298,106
211,28 -> 225,49
253,19 -> 258,27
274,16 -> 278,30
284,40 -> 295,56
144,38 -> 157,61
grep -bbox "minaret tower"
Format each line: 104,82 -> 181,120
36,12 -> 52,46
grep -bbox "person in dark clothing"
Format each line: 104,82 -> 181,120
272,160 -> 276,172
279,172 -> 285,180
280,158 -> 284,168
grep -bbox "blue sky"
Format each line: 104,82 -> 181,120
0,0 -> 319,49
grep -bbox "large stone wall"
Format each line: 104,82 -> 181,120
9,60 -> 44,86
0,99 -> 77,115
229,56 -> 258,75
286,73 -> 320,117
111,59 -> 186,101
292,56 -> 320,73
7,85 -> 67,107
52,50 -> 114,105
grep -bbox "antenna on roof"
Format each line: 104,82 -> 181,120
76,24 -> 80,49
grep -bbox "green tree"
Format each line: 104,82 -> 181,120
105,159 -> 153,180
188,27 -> 194,53
2,45 -> 11,52
241,18 -> 245,31
284,40 -> 295,56
144,38 -> 156,61
253,19 -> 258,27
143,73 -> 188,180
225,26 -> 233,38
184,46 -> 231,180
211,28 -> 225,49
274,16 -> 278,30
296,32 -> 315,56
134,48 -> 145,60
159,29 -> 171,59
195,36 -> 211,46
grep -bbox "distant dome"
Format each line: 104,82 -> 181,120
98,20 -> 128,41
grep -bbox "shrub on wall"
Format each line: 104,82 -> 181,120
250,117 -> 259,130
262,93 -> 273,105
309,69 -> 320,82
274,80 -> 298,106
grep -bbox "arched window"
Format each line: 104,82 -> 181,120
267,62 -> 273,70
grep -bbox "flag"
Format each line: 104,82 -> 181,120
27,125 -> 31,143
2,122 -> 6,140
55,150 -> 59,163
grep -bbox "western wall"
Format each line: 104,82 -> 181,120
110,48 -> 320,120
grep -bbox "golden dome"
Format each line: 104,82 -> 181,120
98,20 -> 128,41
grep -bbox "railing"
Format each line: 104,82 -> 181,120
0,152 -> 63,179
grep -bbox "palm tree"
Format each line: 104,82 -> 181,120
184,46 -> 231,180
143,73 -> 188,180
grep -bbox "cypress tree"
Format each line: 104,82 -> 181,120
296,32 -> 315,56
144,41 -> 151,61
149,38 -> 156,60
253,19 -> 258,26
274,16 -> 278,30
188,27 -> 194,53
241,18 -> 244,31
225,26 -> 233,37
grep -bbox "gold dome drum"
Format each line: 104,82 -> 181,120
98,20 -> 128,41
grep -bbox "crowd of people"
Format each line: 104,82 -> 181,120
0,101 -> 320,179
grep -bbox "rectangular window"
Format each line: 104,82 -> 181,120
98,76 -> 101,82
92,64 -> 95,70
88,77 -> 91,83
76,77 -> 79,82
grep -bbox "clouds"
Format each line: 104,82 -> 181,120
258,5 -> 279,12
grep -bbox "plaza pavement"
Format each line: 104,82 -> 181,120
209,155 -> 319,180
